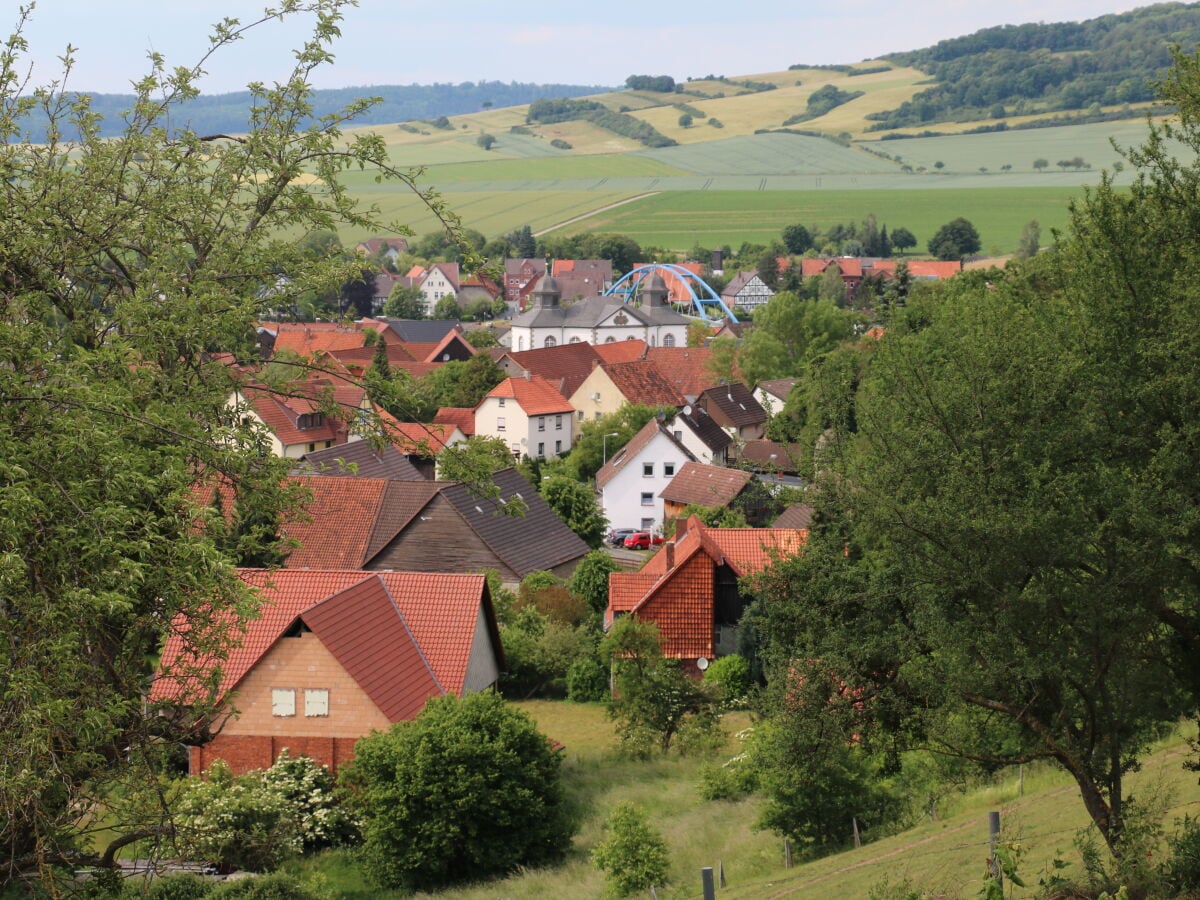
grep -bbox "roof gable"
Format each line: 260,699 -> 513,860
484,375 -> 575,416
596,418 -> 696,489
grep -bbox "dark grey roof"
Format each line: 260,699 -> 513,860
674,407 -> 733,453
773,503 -> 814,529
439,468 -> 590,577
511,295 -> 688,329
376,318 -> 462,342
295,441 -> 427,481
699,382 -> 767,427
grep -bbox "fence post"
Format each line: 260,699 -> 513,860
988,810 -> 1002,890
718,859 -> 726,888
852,816 -> 862,849
701,866 -> 716,900
784,838 -> 793,868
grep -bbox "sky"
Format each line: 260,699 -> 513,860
14,1 -> 1139,95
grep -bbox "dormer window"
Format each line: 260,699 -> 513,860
297,412 -> 325,429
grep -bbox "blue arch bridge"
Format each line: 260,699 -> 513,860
603,263 -> 739,323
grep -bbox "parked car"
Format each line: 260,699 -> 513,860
608,528 -> 636,547
623,531 -> 665,551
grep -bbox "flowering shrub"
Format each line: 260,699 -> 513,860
172,761 -> 300,873
260,750 -> 358,852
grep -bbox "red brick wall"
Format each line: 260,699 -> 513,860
189,734 -> 363,776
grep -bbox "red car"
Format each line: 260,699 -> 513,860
623,531 -> 665,551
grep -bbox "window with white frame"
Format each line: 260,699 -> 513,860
496,416 -> 506,431
555,414 -> 562,429
555,440 -> 562,454
271,689 -> 295,717
643,462 -> 653,476
641,492 -> 653,506
304,689 -> 329,717
544,336 -> 556,348
538,416 -> 545,431
537,442 -> 545,458
498,398 -> 506,407
663,333 -> 676,347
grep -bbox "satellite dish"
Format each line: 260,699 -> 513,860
682,404 -> 693,416
697,657 -> 709,671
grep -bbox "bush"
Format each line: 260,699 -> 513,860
142,874 -> 213,900
341,691 -> 573,891
566,654 -> 609,702
550,138 -> 572,150
209,874 -> 324,899
704,654 -> 753,705
260,751 -> 358,852
1164,815 -> 1200,892
592,803 -> 670,896
172,762 -> 301,873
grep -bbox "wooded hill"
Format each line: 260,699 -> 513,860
16,80 -> 611,140
870,2 -> 1200,130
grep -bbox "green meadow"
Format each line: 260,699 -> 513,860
525,187 -> 1087,256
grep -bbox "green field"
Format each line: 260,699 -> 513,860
558,187 -> 1087,255
330,68 -> 1188,253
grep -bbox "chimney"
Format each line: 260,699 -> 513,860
664,541 -> 675,570
523,369 -> 532,381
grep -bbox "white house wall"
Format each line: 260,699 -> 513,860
600,432 -> 693,534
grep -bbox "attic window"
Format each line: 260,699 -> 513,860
297,412 -> 325,429
271,689 -> 296,717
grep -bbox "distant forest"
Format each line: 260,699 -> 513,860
869,2 -> 1200,130
16,81 -> 611,139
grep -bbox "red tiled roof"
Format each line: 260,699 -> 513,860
433,407 -> 476,436
632,262 -> 703,303
504,342 -> 603,398
422,328 -> 475,363
240,379 -> 366,449
153,569 -> 492,713
594,339 -> 648,364
660,461 -> 753,507
377,571 -> 494,696
300,576 -> 443,720
271,326 -> 366,358
379,413 -> 459,453
606,517 -> 806,659
602,360 -> 683,408
644,347 -> 722,398
282,476 -> 440,568
484,375 -> 575,416
869,259 -> 961,279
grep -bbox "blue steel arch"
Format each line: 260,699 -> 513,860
603,263 -> 738,323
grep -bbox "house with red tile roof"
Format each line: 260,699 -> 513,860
499,341 -> 603,400
606,515 -> 806,672
270,323 -> 370,359
233,378 -> 370,459
594,339 -> 648,364
154,568 -> 502,774
596,417 -> 697,534
433,407 -> 476,437
569,359 -> 683,425
355,236 -> 410,262
552,259 -> 613,301
504,258 -> 546,306
659,461 -> 755,521
644,346 -> 725,401
274,470 -> 589,584
475,374 -> 576,460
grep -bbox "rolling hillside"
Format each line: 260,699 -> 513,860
322,6 -> 1200,254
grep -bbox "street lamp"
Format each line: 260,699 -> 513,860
602,432 -> 620,464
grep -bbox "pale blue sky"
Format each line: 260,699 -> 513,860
15,1 -> 1140,95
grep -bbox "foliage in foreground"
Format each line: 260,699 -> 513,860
0,0 -> 463,884
340,691 -> 573,891
750,46 -> 1200,866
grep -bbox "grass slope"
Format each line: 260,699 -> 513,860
295,703 -> 1199,899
